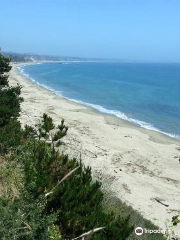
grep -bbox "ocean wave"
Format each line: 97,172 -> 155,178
66,99 -> 180,140
18,67 -> 180,141
31,81 -> 63,96
18,67 -> 63,95
61,62 -> 80,65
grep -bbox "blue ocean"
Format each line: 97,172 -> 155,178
19,62 -> 180,140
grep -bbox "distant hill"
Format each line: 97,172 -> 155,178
2,52 -> 87,63
2,52 -> 123,63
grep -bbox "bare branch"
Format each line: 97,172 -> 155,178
45,166 -> 79,197
73,227 -> 105,240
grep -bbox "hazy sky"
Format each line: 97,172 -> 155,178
0,0 -> 180,62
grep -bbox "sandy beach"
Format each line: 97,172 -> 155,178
9,64 -> 180,235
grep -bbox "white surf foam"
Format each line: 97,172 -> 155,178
67,99 -> 180,140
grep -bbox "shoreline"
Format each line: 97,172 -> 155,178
16,62 -> 180,142
9,64 -> 180,235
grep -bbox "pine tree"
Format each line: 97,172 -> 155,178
0,52 -> 23,127
0,52 -> 23,152
0,52 -> 12,86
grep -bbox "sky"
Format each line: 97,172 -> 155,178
0,0 -> 180,62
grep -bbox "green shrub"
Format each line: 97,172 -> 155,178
0,54 -> 11,86
0,120 -> 24,153
0,52 -> 23,128
19,117 -> 133,240
0,86 -> 23,127
0,190 -> 57,240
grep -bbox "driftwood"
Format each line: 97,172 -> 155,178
153,197 -> 169,207
73,227 -> 105,240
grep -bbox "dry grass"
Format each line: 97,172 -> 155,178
103,192 -> 166,240
0,155 -> 24,198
